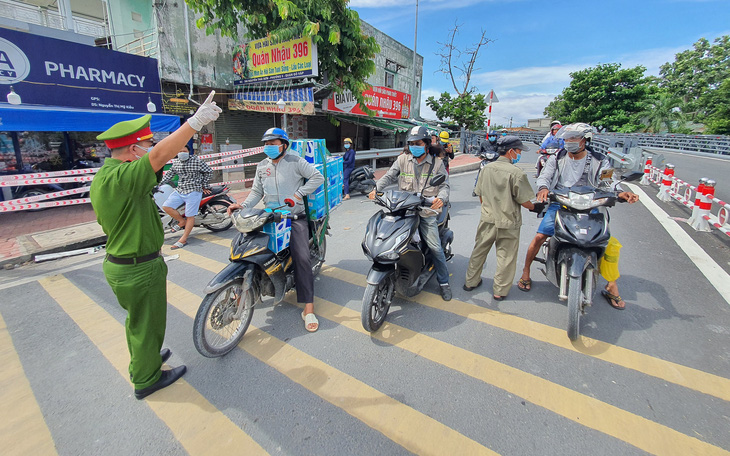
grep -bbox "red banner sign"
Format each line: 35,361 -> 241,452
326,86 -> 411,119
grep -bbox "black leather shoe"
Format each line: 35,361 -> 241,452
463,279 -> 482,292
130,349 -> 172,381
440,284 -> 452,301
134,365 -> 187,400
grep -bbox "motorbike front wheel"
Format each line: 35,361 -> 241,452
193,281 -> 254,358
361,273 -> 395,332
201,200 -> 233,232
567,275 -> 582,341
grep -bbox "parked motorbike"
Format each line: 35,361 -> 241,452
361,174 -> 453,332
193,203 -> 328,357
348,165 -> 377,195
472,149 -> 500,196
153,184 -> 235,232
535,147 -> 559,178
535,172 -> 640,340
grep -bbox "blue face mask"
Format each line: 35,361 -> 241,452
409,145 -> 426,157
511,151 -> 521,164
263,144 -> 282,159
488,136 -> 497,142
344,144 -> 351,149
501,132 -> 507,136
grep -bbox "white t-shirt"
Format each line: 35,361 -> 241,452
558,155 -> 589,189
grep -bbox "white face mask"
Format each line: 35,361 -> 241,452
133,144 -> 152,160
177,152 -> 190,161
564,142 -> 582,154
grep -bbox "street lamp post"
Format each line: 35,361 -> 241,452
411,0 -> 418,118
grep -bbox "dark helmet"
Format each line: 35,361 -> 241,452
487,130 -> 498,137
407,126 -> 431,144
261,127 -> 289,146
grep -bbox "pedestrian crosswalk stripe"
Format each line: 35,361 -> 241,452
321,265 -> 730,403
38,275 -> 269,456
190,234 -> 730,404
166,282 -> 498,456
0,311 -> 58,456
171,246 -> 730,455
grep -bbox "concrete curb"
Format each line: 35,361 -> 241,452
1,233 -> 108,269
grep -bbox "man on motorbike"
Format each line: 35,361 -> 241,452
369,126 -> 453,301
540,120 -> 563,149
480,131 -> 499,155
159,145 -> 213,249
517,123 -> 639,310
226,128 -> 324,331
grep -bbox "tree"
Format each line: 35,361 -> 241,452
659,36 -> 730,121
187,0 -> 380,112
705,78 -> 730,135
635,89 -> 686,133
426,92 -> 488,130
543,63 -> 651,132
426,23 -> 493,128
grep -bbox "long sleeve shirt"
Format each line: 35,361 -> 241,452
159,155 -> 212,194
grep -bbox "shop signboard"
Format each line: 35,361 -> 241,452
233,36 -> 318,85
199,134 -> 214,154
0,27 -> 162,112
228,87 -> 315,115
325,86 -> 411,119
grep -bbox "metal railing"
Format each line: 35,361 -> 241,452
331,147 -> 402,169
116,31 -> 158,59
0,0 -> 106,38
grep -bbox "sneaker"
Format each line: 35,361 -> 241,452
440,284 -> 452,301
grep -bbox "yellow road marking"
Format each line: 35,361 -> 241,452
321,265 -> 730,403
0,312 -> 58,456
168,282 -> 497,456
173,246 -> 730,455
39,275 -> 268,456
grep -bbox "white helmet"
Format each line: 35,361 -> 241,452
556,122 -> 594,142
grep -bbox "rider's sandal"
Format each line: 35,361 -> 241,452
517,278 -> 532,292
170,241 -> 187,250
601,289 -> 626,310
301,311 -> 319,332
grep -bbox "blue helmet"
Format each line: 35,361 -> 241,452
261,127 -> 289,145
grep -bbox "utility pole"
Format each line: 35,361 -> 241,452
411,0 -> 418,118
509,117 -> 513,129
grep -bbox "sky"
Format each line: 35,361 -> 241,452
350,0 -> 730,128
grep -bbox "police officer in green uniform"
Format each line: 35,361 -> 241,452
463,136 -> 540,300
90,92 -> 221,399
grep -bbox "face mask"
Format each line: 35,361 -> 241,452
409,145 -> 426,157
501,132 -> 507,136
177,152 -> 190,161
344,144 -> 351,149
564,142 -> 582,154
132,144 -> 151,160
511,151 -> 521,165
263,144 -> 282,159
488,136 -> 497,142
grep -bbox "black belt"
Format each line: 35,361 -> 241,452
106,251 -> 161,265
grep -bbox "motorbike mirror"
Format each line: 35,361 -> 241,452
284,198 -> 296,207
430,174 -> 446,187
620,171 -> 643,182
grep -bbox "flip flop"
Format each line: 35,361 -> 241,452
601,289 -> 626,310
301,311 -> 319,332
170,224 -> 184,233
517,278 -> 532,292
170,241 -> 187,250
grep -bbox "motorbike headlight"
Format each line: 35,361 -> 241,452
554,194 -> 570,206
589,197 -> 610,208
232,210 -> 268,233
377,251 -> 400,261
567,192 -> 595,210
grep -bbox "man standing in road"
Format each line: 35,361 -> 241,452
464,136 -> 539,300
226,128 -> 324,332
369,126 -> 453,301
342,137 -> 356,200
517,123 -> 639,310
90,92 -> 221,399
160,144 -> 213,249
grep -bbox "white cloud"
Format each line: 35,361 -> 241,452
419,88 -> 441,120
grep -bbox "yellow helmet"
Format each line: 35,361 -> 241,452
344,137 -> 353,144
438,131 -> 450,143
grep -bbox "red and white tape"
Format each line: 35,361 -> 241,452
0,198 -> 90,212
0,167 -> 100,181
0,175 -> 95,187
210,162 -> 258,171
0,186 -> 90,208
214,178 -> 254,186
206,149 -> 263,165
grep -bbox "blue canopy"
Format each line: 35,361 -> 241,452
0,103 -> 181,132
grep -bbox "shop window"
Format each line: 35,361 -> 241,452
385,71 -> 395,88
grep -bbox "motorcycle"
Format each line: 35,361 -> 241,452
535,172 -> 640,340
472,149 -> 500,197
153,184 -> 235,232
347,165 -> 377,195
361,174 -> 453,332
193,203 -> 328,357
535,147 -> 559,178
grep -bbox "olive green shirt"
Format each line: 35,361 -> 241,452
474,156 -> 534,229
90,154 -> 163,257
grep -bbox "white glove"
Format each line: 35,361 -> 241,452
187,91 -> 222,131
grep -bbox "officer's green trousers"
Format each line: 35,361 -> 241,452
103,256 -> 167,389
465,220 -> 521,297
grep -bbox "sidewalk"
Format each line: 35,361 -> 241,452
0,153 -> 480,268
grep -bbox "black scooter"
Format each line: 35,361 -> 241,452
347,165 -> 376,195
536,174 -> 640,340
361,174 -> 453,332
472,149 -> 499,196
193,203 -> 327,357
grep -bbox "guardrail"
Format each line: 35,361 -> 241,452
330,148 -> 403,169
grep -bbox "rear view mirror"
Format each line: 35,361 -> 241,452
621,171 -> 643,182
430,174 -> 445,187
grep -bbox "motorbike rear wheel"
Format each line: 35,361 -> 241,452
567,276 -> 582,341
201,200 -> 233,232
361,273 -> 395,332
193,281 -> 254,358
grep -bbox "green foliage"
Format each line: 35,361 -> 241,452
186,0 -> 380,113
635,88 -> 685,133
426,92 -> 488,130
543,63 -> 650,132
704,79 -> 730,135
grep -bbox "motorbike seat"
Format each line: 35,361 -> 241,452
208,185 -> 226,195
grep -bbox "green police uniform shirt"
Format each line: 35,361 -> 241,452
474,155 -> 534,230
90,154 -> 164,258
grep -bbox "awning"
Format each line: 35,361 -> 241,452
0,103 -> 181,132
332,113 -> 415,133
